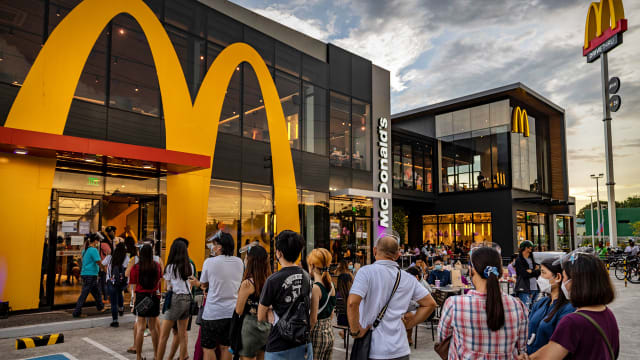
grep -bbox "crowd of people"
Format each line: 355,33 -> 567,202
72,226 -> 620,360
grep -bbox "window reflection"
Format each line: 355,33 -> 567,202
209,44 -> 241,135
351,99 -> 370,170
301,190 -> 329,251
276,72 -> 300,149
241,183 -> 273,255
302,83 -> 327,155
422,212 -> 492,247
167,27 -> 205,102
243,65 -> 271,142
207,179 -> 240,252
329,92 -> 350,167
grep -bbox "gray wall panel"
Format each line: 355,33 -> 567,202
63,100 -> 107,140
107,108 -> 165,148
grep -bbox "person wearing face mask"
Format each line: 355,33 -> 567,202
515,240 -> 540,309
519,250 -> 619,360
72,233 -> 105,317
427,256 -> 451,287
526,258 -> 575,355
199,232 -> 243,360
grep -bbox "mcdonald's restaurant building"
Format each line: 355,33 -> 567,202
0,0 -> 391,311
391,83 -> 575,258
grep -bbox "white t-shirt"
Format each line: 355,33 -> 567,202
200,255 -> 244,320
101,254 -> 130,279
350,260 -> 430,359
164,264 -> 192,295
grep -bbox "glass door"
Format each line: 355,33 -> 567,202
354,218 -> 371,265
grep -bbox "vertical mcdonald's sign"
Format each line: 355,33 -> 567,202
583,0 -> 627,62
511,106 -> 529,137
0,0 -> 299,310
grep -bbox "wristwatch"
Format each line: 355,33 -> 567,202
349,328 -> 361,337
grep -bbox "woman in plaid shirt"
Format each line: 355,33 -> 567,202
437,245 -> 529,359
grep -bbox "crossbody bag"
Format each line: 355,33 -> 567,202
574,311 -> 617,359
350,268 -> 401,360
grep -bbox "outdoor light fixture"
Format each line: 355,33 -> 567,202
13,149 -> 28,155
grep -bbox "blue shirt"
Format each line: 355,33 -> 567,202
427,269 -> 451,287
81,246 -> 101,276
527,296 -> 575,354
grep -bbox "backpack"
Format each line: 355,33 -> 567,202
110,263 -> 127,288
274,270 -> 312,346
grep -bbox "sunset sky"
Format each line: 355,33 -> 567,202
231,0 -> 640,212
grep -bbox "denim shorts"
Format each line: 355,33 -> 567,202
265,343 -> 313,360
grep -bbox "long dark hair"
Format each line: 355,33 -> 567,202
111,242 -> 127,269
337,273 -> 353,300
243,245 -> 271,296
124,236 -> 137,257
138,244 -> 158,290
165,238 -> 192,281
85,233 -> 99,251
540,258 -> 569,322
563,253 -> 615,308
471,247 -> 505,331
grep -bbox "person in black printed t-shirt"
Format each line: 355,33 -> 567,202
258,230 -> 313,359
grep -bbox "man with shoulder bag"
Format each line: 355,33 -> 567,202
348,234 -> 436,360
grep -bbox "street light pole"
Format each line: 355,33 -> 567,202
591,173 -> 604,245
600,53 -> 618,248
589,195 -> 595,248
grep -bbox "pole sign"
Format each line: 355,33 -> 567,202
377,117 -> 390,228
608,76 -> 620,94
583,0 -> 627,62
609,95 -> 621,112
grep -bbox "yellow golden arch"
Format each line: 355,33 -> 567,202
0,0 -> 299,310
511,106 -> 529,137
584,0 -> 625,49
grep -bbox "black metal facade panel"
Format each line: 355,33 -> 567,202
275,41 -> 301,77
393,115 -> 436,139
63,100 -> 108,140
0,84 -> 18,127
207,9 -> 243,46
329,165 -> 352,190
300,151 -> 330,192
351,169 -> 373,190
328,44 -> 351,95
302,54 -> 328,88
244,27 -> 274,66
241,138 -> 272,185
211,133 -> 242,181
107,108 -> 165,148
291,149 -> 303,187
351,55 -> 371,103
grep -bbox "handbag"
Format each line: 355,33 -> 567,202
196,293 -> 206,325
350,268 -> 401,360
434,335 -> 452,360
574,311 -> 617,359
184,279 -> 199,316
135,295 -> 154,315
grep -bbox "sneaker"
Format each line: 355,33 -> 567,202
110,321 -> 119,328
144,329 -> 150,337
119,307 -> 124,316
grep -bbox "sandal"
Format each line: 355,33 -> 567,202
126,347 -> 136,354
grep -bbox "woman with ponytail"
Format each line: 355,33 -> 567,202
307,248 -> 336,360
437,244 -> 528,359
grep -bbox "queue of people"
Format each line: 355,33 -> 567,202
71,227 -> 620,360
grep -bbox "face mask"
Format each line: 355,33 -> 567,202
435,264 -> 443,271
561,280 -> 571,300
348,265 -> 354,271
536,277 -> 552,294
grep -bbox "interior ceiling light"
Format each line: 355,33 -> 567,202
119,28 -> 125,35
142,163 -> 153,169
13,149 -> 28,155
84,155 -> 97,162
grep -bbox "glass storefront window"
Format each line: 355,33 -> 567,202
511,113 -> 539,191
301,190 -> 329,252
472,129 -> 492,190
491,126 -> 510,188
329,92 -> 350,167
329,198 -> 372,265
414,145 -> 424,191
425,144 -> 433,192
517,211 -> 549,250
422,213 -> 493,248
438,214 -> 454,246
276,72 -> 301,149
110,15 -> 161,117
402,144 -> 413,189
393,144 -> 402,189
423,215 -> 438,244
207,179 -> 240,250
0,0 -> 43,86
53,171 -> 105,193
210,45 -> 241,135
441,137 -> 456,193
243,65 -> 270,142
302,83 -> 327,155
167,27 -> 206,102
241,183 -> 273,254
351,99 -> 370,171
454,133 -> 473,191
105,176 -> 159,194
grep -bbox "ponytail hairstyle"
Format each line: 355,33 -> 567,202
540,258 -> 569,322
307,248 -> 333,291
85,233 -> 99,251
470,247 -> 505,331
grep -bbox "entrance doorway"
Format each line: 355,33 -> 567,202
329,198 -> 372,266
41,189 -> 163,308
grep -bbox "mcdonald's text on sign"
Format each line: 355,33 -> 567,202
377,117 -> 390,228
583,0 -> 627,62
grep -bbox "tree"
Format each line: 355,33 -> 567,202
392,207 -> 408,244
577,201 -> 608,218
619,195 -> 640,208
631,221 -> 640,237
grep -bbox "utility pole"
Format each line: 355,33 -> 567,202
589,195 -> 595,248
591,173 -> 604,245
600,53 -> 618,248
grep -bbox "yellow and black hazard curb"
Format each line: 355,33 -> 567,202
15,333 -> 64,349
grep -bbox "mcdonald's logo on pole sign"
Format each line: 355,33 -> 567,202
583,0 -> 628,62
511,106 -> 529,137
0,0 -> 300,310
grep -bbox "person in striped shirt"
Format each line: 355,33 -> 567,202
437,244 -> 529,359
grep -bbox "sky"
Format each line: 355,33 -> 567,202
230,0 -> 640,212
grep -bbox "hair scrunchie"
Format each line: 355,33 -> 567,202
319,267 -> 329,273
484,266 -> 499,278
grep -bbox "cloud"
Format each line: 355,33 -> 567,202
248,5 -> 335,42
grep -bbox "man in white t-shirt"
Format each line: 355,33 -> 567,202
199,232 -> 243,360
348,235 -> 436,360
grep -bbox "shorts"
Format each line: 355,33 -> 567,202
238,314 -> 271,357
163,294 -> 191,321
134,292 -> 160,318
200,318 -> 231,348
